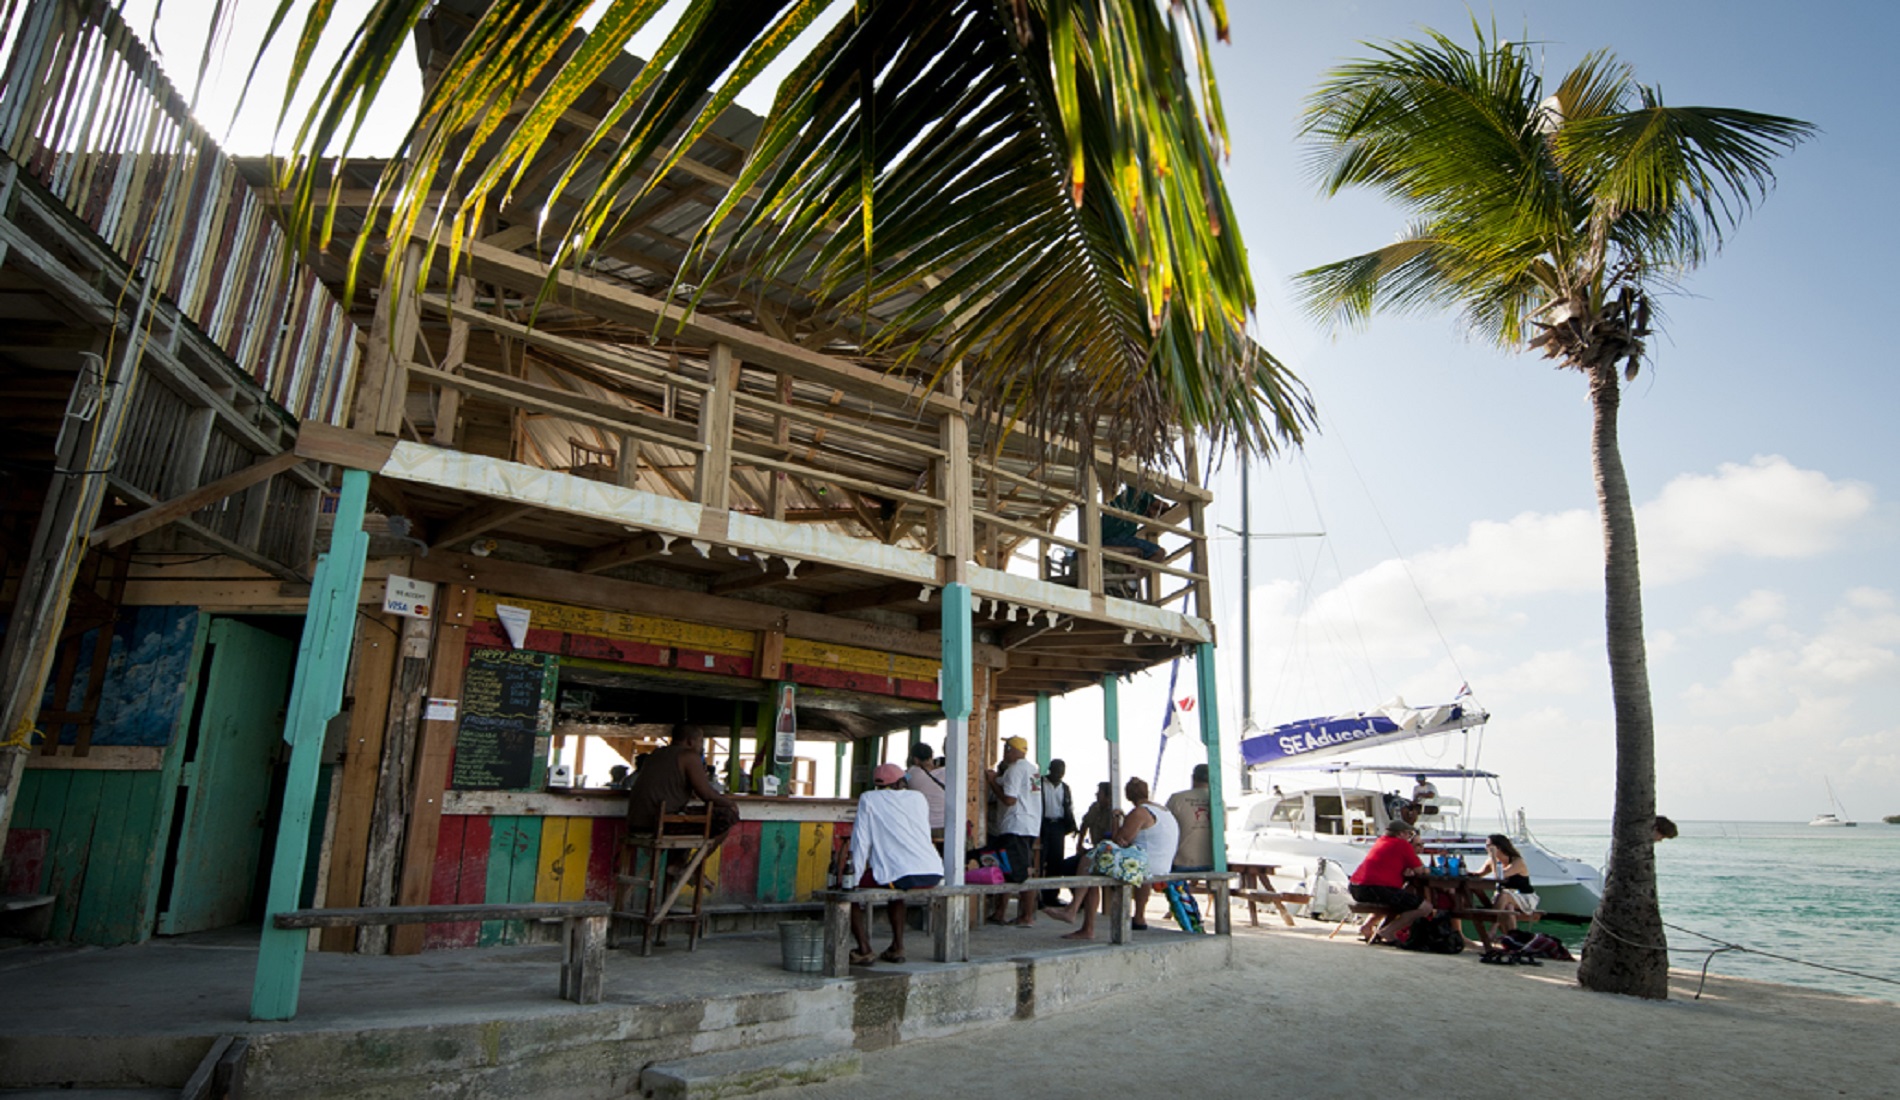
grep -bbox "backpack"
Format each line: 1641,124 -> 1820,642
1397,914 -> 1465,954
1503,930 -> 1575,961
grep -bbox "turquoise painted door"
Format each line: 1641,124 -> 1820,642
158,619 -> 295,934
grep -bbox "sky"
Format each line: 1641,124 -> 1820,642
125,1 -> 1898,825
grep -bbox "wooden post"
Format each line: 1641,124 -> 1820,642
1196,643 -> 1227,874
1034,693 -> 1052,773
357,612 -> 432,954
389,579 -> 478,954
1081,464 -> 1104,595
695,343 -> 738,510
939,582 -> 972,884
318,613 -> 400,952
252,468 -> 372,1021
431,274 -> 476,447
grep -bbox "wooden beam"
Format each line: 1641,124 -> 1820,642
822,581 -> 936,616
295,422 -> 398,471
708,561 -> 840,596
409,551 -> 1007,668
577,531 -> 672,575
428,500 -> 538,551
89,451 -> 303,549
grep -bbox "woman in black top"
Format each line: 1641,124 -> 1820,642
1470,833 -> 1539,936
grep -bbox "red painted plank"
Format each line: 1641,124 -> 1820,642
708,821 -> 761,906
675,649 -> 754,677
2,829 -> 49,894
896,679 -> 937,701
423,815 -> 470,950
585,817 -> 619,902
434,815 -> 491,950
786,664 -> 897,695
564,633 -> 669,667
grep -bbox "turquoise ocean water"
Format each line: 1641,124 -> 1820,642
1524,819 -> 1900,1003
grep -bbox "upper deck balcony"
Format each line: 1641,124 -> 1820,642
276,5 -> 1221,707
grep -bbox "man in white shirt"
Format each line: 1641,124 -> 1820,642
848,763 -> 943,965
1413,774 -> 1438,804
983,735 -> 1041,926
903,741 -> 947,842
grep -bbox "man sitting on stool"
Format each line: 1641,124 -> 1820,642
625,724 -> 740,840
849,763 -> 943,965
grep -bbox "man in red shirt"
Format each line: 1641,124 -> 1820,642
1348,821 -> 1434,944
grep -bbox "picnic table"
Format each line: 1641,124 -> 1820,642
1228,861 -> 1311,928
1420,874 -> 1543,949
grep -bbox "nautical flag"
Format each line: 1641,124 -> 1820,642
1455,682 -> 1472,699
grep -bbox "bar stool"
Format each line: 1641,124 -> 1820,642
612,808 -> 721,955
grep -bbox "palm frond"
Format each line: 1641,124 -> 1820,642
237,0 -> 1309,464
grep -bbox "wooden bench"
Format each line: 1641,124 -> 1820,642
813,872 -> 1237,978
272,902 -> 610,1004
0,893 -> 56,939
1235,889 -> 1312,928
1330,901 -> 1399,940
1143,872 -> 1238,935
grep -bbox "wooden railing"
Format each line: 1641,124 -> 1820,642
0,0 -> 360,426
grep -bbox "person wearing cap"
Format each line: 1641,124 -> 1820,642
904,740 -> 948,844
847,762 -> 943,965
983,735 -> 1041,926
1165,763 -> 1214,872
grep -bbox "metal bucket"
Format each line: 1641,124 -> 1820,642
778,921 -> 825,973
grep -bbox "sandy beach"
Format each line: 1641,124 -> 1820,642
758,921 -> 1898,1100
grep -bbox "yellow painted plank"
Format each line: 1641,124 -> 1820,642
794,821 -> 835,901
473,593 -> 754,654
534,817 -> 566,902
560,817 -> 591,903
783,637 -> 939,680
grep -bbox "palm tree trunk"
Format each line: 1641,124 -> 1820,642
1576,362 -> 1670,998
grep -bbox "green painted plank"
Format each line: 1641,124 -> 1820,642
14,768 -> 66,830
116,770 -> 166,942
504,816 -> 542,944
755,821 -> 799,904
71,770 -> 135,943
1195,643 -> 1227,874
480,815 -> 519,946
46,771 -> 104,941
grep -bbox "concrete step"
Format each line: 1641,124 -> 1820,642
639,1040 -> 861,1100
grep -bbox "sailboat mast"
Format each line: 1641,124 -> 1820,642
1240,457 -> 1253,792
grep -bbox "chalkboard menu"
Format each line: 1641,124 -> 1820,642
451,648 -> 558,790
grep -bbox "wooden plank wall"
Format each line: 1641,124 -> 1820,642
412,814 -> 847,950
9,769 -> 166,942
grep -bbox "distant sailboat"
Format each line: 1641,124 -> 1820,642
1809,778 -> 1857,827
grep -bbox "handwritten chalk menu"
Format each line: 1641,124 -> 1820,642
451,648 -> 558,790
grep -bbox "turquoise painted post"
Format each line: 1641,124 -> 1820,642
1034,693 -> 1051,773
939,582 -> 971,883
1103,675 -> 1121,805
251,468 -> 371,1020
1195,642 -> 1227,874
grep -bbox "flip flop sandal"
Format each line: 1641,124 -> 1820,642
1480,949 -> 1509,965
879,948 -> 906,964
1130,920 -> 1149,931
849,950 -> 876,966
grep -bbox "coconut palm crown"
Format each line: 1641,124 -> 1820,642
1295,25 -> 1812,999
241,0 -> 1313,465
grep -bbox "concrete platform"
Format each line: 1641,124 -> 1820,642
0,917 -> 1231,1098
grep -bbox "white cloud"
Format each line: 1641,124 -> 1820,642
1637,456 -> 1873,583
1695,589 -> 1788,633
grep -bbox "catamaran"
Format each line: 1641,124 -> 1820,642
1226,697 -> 1604,922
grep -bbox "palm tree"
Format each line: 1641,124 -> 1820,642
234,0 -> 1313,463
1295,26 -> 1811,998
